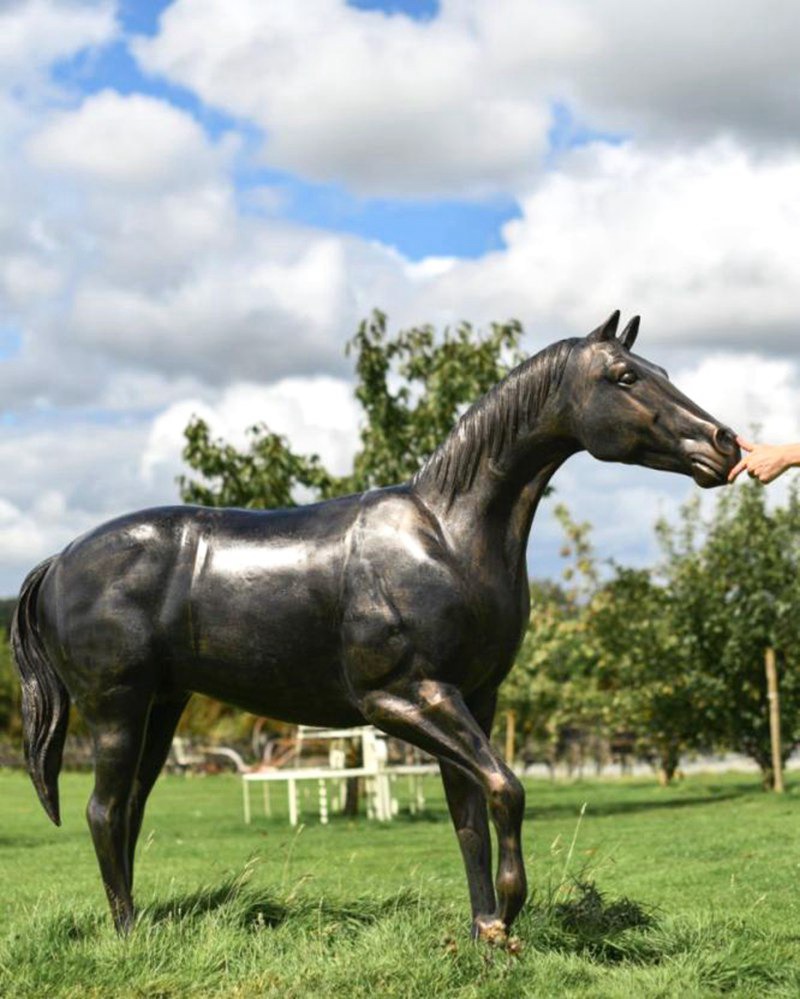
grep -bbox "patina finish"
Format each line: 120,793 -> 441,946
12,312 -> 739,939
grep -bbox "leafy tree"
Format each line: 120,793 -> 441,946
179,310 -> 524,507
501,507 -> 608,770
180,422 -> 334,509
507,502 -> 737,786
658,482 -> 800,787
342,311 -> 524,492
0,636 -> 20,739
588,568 -> 722,784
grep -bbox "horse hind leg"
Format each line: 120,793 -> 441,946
84,690 -> 152,934
127,693 -> 190,889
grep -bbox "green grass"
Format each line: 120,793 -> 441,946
1,769 -> 799,997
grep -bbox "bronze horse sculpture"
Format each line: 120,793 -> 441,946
12,312 -> 739,941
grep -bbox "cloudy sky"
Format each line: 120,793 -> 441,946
1,0 -> 799,594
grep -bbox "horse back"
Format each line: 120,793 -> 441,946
37,500 -> 364,720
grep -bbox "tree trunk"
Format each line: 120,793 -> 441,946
765,647 -> 784,793
657,743 -> 680,786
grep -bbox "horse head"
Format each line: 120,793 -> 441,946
566,311 -> 739,487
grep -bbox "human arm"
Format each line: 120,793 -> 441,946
728,437 -> 800,484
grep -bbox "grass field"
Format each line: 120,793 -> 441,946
1,768 -> 799,997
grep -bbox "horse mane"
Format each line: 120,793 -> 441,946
412,338 -> 577,506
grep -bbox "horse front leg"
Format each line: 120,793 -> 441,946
361,680 -> 526,939
439,690 -> 499,936
440,760 -> 497,936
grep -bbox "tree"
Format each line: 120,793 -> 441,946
588,568 -> 722,784
180,422 -> 334,509
507,504 -> 730,786
0,637 -> 20,739
179,310 -> 524,507
658,482 -> 800,787
501,506 -> 608,772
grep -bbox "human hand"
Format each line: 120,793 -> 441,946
728,437 -> 799,484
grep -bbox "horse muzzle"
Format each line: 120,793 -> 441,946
683,426 -> 740,488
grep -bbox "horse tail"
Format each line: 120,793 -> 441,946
10,556 -> 69,826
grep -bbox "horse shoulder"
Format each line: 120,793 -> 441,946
345,489 -> 456,583
340,490 -> 474,689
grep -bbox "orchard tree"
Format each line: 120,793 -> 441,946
588,568 -> 723,784
501,506 -> 608,769
0,637 -> 19,739
658,481 -> 800,787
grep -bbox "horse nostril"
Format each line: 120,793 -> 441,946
714,427 -> 736,454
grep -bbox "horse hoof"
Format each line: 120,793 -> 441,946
474,918 -> 507,945
113,908 -> 136,936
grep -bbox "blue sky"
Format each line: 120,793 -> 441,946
50,0 -> 627,262
50,0 -> 629,265
0,0 -> 798,593
53,0 -> 523,261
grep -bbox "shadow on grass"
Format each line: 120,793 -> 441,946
312,780 -> 765,827
369,787 -> 755,825
523,879 -> 659,964
141,875 -> 424,936
526,784 -> 757,821
142,879 -> 284,927
141,868 -> 661,967
0,835 -> 49,848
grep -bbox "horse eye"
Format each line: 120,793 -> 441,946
618,370 -> 637,385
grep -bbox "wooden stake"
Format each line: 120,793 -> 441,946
765,647 -> 784,793
505,709 -> 516,769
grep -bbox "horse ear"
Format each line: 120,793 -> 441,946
619,315 -> 640,350
586,310 -> 620,343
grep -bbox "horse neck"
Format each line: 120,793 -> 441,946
411,344 -> 579,573
418,429 -> 576,571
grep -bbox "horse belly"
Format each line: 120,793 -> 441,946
171,565 -> 357,726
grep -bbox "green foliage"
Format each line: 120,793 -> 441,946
657,480 -> 800,784
179,421 -> 335,510
0,598 -> 17,633
501,507 -> 606,763
503,583 -> 606,762
0,601 -> 19,738
179,310 -> 524,507
343,310 -> 524,492
506,484 -> 800,787
0,635 -> 20,738
587,568 -> 722,783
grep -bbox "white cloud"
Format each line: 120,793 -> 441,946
134,0 -> 559,196
2,0 -> 800,597
675,353 -> 800,445
532,455 -> 694,581
0,0 -> 116,86
29,90 -> 225,189
141,375 -> 361,488
565,0 -> 800,146
0,416 -> 155,592
134,0 -> 800,197
414,141 -> 800,350
2,87 -> 413,405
